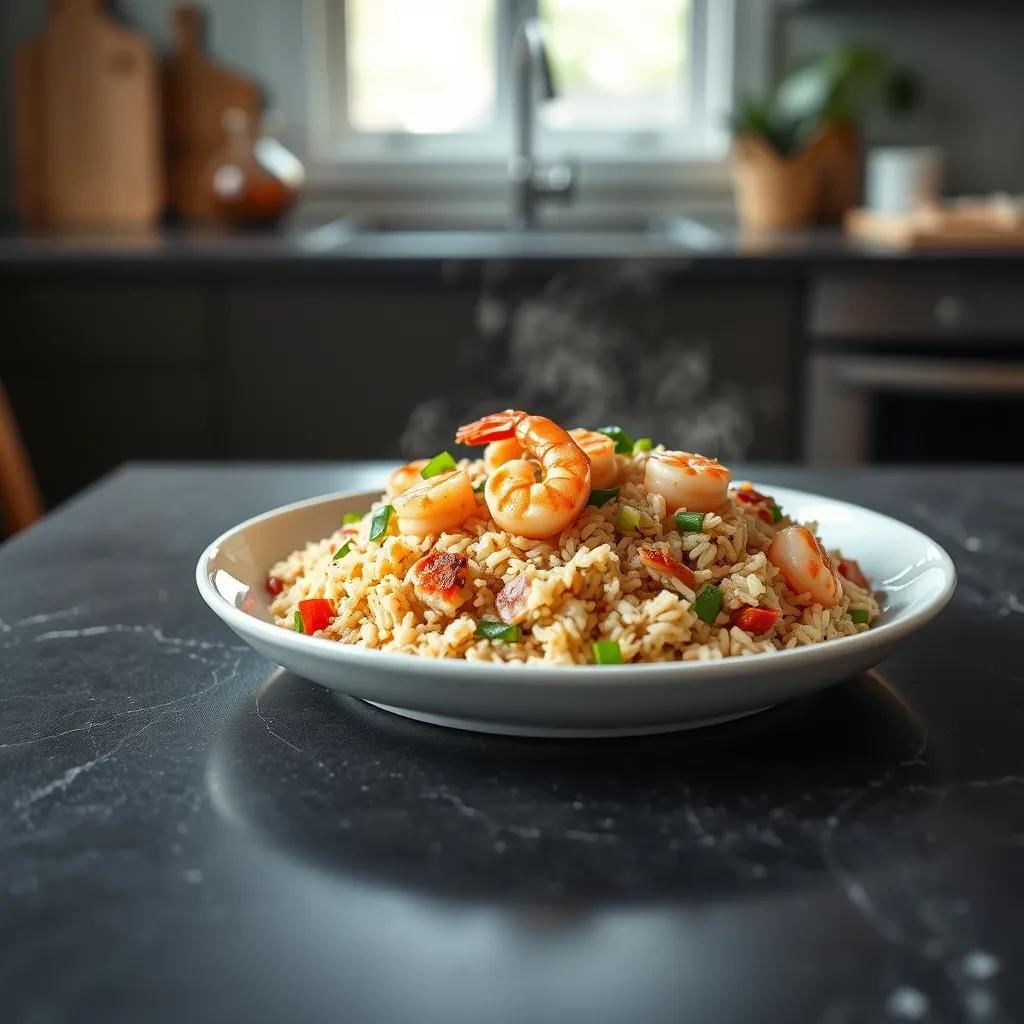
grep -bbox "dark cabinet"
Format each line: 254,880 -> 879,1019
222,284 -> 482,460
1,271 -> 800,507
1,283 -> 215,505
220,275 -> 798,463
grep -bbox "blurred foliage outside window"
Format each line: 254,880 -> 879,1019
345,0 -> 693,138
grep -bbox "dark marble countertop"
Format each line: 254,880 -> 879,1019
2,463 -> 1022,1024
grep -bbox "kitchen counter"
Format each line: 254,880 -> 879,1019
1,463 -> 1022,1023
3,221 -> 1024,277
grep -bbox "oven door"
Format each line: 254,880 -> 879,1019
805,354 -> 1024,464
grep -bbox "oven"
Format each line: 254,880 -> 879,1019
804,272 -> 1024,464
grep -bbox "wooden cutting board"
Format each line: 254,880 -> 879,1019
12,31 -> 47,226
162,3 -> 262,221
845,201 -> 1024,249
13,0 -> 163,228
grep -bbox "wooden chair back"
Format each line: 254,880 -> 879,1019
0,382 -> 44,533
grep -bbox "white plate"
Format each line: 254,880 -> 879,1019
196,485 -> 956,737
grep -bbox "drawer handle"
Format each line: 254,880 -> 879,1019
934,294 -> 966,328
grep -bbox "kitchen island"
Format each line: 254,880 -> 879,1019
1,463 -> 1022,1023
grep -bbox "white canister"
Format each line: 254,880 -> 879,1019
865,146 -> 945,214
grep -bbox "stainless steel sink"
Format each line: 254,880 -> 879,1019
298,214 -> 723,256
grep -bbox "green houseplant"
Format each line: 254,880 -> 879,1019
729,46 -> 918,229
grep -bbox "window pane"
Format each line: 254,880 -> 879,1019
540,0 -> 691,131
346,0 -> 496,134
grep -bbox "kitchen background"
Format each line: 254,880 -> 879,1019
1,0 -> 1022,533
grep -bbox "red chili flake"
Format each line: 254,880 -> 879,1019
265,576 -> 285,597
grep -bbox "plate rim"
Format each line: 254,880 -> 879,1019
195,482 -> 957,685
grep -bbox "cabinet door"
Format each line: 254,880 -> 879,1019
223,285 -> 481,459
661,282 -> 798,460
0,283 -> 214,504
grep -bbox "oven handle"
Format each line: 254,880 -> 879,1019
825,355 -> 1024,395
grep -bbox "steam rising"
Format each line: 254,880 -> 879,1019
401,272 -> 754,459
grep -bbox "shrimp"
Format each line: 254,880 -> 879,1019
484,438 -> 526,473
407,550 -> 470,617
455,410 -> 591,539
645,450 -> 731,513
391,470 -> 478,537
387,459 -> 428,498
768,525 -> 843,608
568,428 -> 618,489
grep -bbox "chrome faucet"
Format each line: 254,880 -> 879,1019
509,18 -> 576,230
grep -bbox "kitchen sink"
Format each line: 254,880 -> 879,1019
297,214 -> 724,257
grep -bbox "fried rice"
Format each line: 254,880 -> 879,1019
267,449 -> 879,665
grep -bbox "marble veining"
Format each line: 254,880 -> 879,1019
0,464 -> 1022,1024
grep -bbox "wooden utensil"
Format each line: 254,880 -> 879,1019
162,3 -> 262,221
12,0 -> 163,228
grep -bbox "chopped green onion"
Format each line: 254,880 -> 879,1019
694,584 -> 723,625
597,425 -> 635,455
369,504 -> 394,542
632,437 -> 653,453
292,610 -> 303,632
675,510 -> 706,533
475,620 -> 521,643
588,487 -> 619,508
850,608 -> 870,625
592,639 -> 623,665
421,451 -> 457,480
342,512 -> 364,525
473,479 -> 487,494
332,541 -> 352,561
615,505 -> 641,532
770,504 -> 784,524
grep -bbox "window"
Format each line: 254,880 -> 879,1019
345,0 -> 497,135
308,0 -> 737,165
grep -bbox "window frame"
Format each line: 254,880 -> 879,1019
302,0 -> 770,211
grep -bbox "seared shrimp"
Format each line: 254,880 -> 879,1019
391,470 -> 478,537
408,550 -> 470,617
387,459 -> 429,498
568,428 -> 618,489
455,410 -> 591,539
768,525 -> 842,608
645,451 -> 731,513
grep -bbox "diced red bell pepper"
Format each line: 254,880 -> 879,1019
730,606 -> 781,635
265,576 -> 285,597
735,486 -> 770,504
837,559 -> 870,591
638,547 -> 696,588
736,486 -> 775,523
297,598 -> 335,635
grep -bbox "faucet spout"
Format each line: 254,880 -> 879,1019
509,17 -> 576,231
